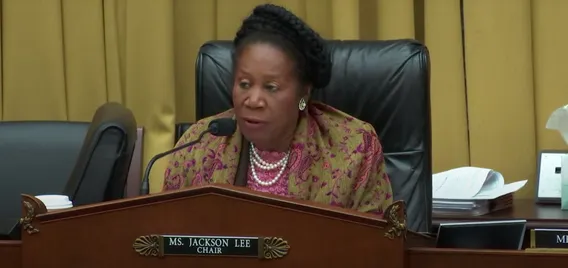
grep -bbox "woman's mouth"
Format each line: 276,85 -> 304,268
242,118 -> 266,129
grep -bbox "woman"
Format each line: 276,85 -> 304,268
163,4 -> 393,217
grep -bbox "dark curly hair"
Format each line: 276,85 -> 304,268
233,4 -> 332,91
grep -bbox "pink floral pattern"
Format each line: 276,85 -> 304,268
162,101 -> 393,218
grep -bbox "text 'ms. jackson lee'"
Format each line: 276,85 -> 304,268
166,235 -> 258,256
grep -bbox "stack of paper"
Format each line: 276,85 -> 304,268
432,167 -> 527,216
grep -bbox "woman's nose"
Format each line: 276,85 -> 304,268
245,87 -> 266,109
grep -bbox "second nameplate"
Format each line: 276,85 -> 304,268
531,229 -> 568,248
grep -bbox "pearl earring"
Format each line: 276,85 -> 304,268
298,98 -> 307,111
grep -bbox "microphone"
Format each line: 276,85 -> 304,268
139,117 -> 237,195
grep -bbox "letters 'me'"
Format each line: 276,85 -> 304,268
169,237 -> 184,246
556,235 -> 568,244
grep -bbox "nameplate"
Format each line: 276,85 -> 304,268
531,229 -> 568,248
133,234 -> 290,259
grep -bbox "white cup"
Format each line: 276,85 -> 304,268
35,195 -> 73,212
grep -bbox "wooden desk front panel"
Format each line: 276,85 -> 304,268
408,248 -> 567,268
0,241 -> 20,268
4,242 -> 568,268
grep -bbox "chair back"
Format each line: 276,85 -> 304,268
63,102 -> 137,206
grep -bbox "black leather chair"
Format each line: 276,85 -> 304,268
0,102 -> 137,238
62,102 -> 137,206
177,40 -> 432,232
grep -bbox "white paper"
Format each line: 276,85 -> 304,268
470,180 -> 527,200
432,200 -> 477,210
432,167 -> 492,199
432,167 -> 526,200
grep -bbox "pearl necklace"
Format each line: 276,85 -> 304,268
249,143 -> 290,186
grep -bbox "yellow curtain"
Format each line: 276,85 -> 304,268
1,0 -> 567,197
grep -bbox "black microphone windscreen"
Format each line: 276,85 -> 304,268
208,118 -> 237,136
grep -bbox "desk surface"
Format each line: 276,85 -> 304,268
433,199 -> 568,229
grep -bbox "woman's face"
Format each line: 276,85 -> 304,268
232,43 -> 304,151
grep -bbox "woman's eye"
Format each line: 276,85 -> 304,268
239,81 -> 250,89
265,84 -> 278,92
